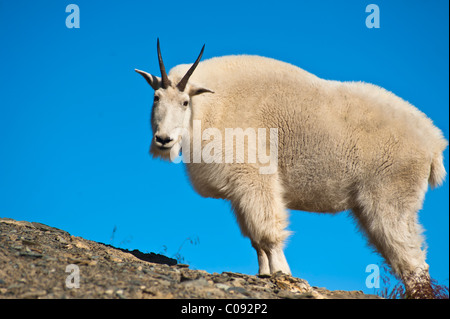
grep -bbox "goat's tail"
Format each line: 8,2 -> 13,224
429,146 -> 448,189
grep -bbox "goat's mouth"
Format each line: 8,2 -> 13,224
157,145 -> 173,151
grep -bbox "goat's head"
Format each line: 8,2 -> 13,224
135,39 -> 213,159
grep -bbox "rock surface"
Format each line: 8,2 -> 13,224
0,218 -> 381,299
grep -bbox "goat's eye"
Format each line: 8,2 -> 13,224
154,96 -> 160,102
183,101 -> 189,107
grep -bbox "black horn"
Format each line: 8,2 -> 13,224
176,44 -> 205,92
157,38 -> 171,89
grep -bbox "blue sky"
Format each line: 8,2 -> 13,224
0,1 -> 448,294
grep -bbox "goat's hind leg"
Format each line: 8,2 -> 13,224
353,196 -> 433,298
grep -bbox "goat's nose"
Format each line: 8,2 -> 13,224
155,134 -> 173,146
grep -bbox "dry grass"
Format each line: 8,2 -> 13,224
377,264 -> 449,299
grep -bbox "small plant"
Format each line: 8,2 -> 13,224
160,236 -> 200,264
109,225 -> 133,248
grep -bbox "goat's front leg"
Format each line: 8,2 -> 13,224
266,244 -> 291,275
230,174 -> 291,275
252,241 -> 270,275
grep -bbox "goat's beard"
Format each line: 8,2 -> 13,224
149,140 -> 182,162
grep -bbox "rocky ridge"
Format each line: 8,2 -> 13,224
0,218 -> 381,299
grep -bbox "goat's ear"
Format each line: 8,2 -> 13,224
188,83 -> 214,96
135,69 -> 161,90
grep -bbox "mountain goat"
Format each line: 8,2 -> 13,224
135,39 -> 448,298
